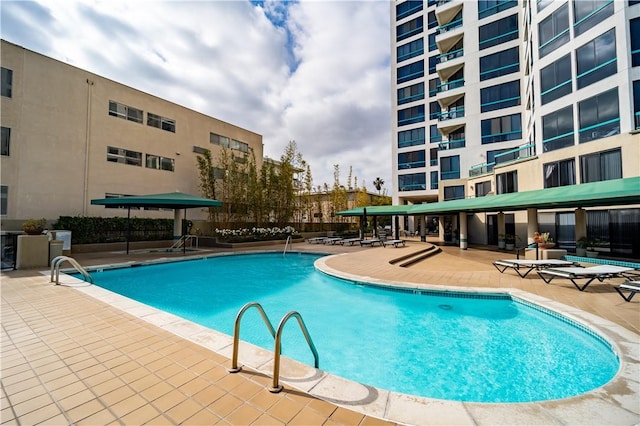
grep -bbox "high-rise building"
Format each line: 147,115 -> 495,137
390,0 -> 640,257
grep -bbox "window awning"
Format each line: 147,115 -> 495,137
91,192 -> 222,209
337,177 -> 640,217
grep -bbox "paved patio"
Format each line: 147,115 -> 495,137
2,241 -> 639,425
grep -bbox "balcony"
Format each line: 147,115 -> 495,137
438,138 -> 465,150
438,107 -> 464,121
493,143 -> 536,166
436,78 -> 464,93
437,48 -> 463,64
469,162 -> 495,177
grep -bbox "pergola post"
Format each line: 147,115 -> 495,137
575,208 -> 587,241
498,212 -> 506,248
527,208 -> 538,245
459,212 -> 468,250
420,215 -> 426,242
173,209 -> 184,241
438,215 -> 445,244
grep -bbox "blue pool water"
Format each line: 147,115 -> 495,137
82,252 -> 619,403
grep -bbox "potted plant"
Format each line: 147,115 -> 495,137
505,234 -> 518,250
22,218 -> 47,235
575,237 -> 589,257
533,232 -> 555,249
585,238 -> 600,258
498,233 -> 506,249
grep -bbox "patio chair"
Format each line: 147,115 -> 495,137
492,259 -> 577,278
382,239 -> 406,248
360,238 -> 382,247
323,237 -> 344,245
340,238 -> 362,246
614,282 -> 640,302
536,265 -> 638,291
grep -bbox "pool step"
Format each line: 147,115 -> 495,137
389,244 -> 442,268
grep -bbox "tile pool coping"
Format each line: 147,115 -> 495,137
50,250 -> 640,425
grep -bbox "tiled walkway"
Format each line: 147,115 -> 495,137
2,242 -> 639,425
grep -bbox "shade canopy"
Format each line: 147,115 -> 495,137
91,192 -> 221,209
337,177 -> 640,217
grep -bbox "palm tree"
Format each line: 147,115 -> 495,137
373,177 -> 384,195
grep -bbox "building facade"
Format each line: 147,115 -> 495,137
391,0 -> 640,256
1,40 -> 263,229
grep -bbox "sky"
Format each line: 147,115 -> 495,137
0,0 -> 393,193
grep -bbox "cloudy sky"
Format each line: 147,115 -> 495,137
1,0 -> 392,193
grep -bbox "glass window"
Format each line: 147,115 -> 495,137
146,154 -> 175,172
539,3 -> 569,58
481,113 -> 522,144
430,171 -> 439,190
398,173 -> 426,191
578,88 -> 619,143
580,148 -> 622,183
397,16 -> 423,42
440,155 -> 460,180
475,181 -> 492,197
1,127 -> 10,156
108,101 -> 143,124
496,170 -> 518,194
576,29 -> 617,90
479,14 -> 518,50
480,80 -> 520,112
478,0 -> 517,19
396,0 -> 422,20
398,127 -> 426,148
430,147 -> 438,166
634,80 -> 640,129
573,0 -> 613,37
107,146 -> 142,166
147,112 -> 176,133
1,185 -> 7,215
444,185 -> 465,200
428,11 -> 438,29
540,54 -> 572,105
398,105 -> 425,126
537,0 -> 555,12
428,33 -> 437,52
428,55 -> 437,74
630,18 -> 640,67
397,38 -> 424,63
543,158 -> 576,188
542,105 -> 574,152
397,60 -> 424,84
480,47 -> 519,81
1,67 -> 12,98
428,77 -> 440,96
398,150 -> 426,169
398,82 -> 424,105
429,125 -> 442,143
429,101 -> 441,120
487,148 -> 510,164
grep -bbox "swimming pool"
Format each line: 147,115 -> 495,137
82,252 -> 619,403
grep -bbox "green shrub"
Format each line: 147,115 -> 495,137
54,216 -> 173,244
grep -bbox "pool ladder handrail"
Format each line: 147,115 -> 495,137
50,255 -> 93,285
283,235 -> 292,257
228,301 -> 319,393
170,234 -> 199,250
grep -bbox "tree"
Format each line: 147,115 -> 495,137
373,177 -> 384,195
195,149 -> 218,222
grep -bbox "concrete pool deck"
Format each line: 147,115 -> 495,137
1,241 -> 639,425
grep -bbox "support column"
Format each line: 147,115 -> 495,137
497,212 -> 506,248
575,208 -> 587,240
459,213 -> 468,250
420,215 -> 427,242
438,215 -> 445,244
173,209 -> 184,241
527,208 -> 538,245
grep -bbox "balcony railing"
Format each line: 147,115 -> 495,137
430,158 -> 438,166
469,162 -> 495,177
493,143 -> 535,165
437,48 -> 464,64
398,161 -> 426,170
438,107 -> 465,121
437,78 -> 464,93
440,170 -> 461,180
437,18 -> 462,34
399,183 -> 427,192
438,139 -> 465,150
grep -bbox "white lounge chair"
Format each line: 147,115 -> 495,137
323,237 -> 344,245
340,238 -> 362,246
360,239 -> 382,247
382,239 -> 406,248
537,265 -> 638,291
614,282 -> 640,302
492,259 -> 576,278
307,237 -> 326,244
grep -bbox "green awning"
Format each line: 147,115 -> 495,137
337,177 -> 640,217
337,205 -> 412,217
91,192 -> 222,209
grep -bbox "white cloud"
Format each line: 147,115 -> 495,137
0,0 -> 392,194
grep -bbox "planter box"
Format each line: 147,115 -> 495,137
16,235 -> 49,269
213,237 -> 303,249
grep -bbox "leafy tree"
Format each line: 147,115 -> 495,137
195,149 -> 218,222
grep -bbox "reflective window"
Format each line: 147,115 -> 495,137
1,127 -> 9,156
479,14 -> 518,50
496,170 -> 518,194
480,47 -> 519,81
398,127 -> 426,148
481,113 -> 522,144
578,88 -> 619,143
396,1 -> 422,21
398,173 -> 427,191
475,181 -> 492,197
107,146 -> 143,166
147,112 -> 176,133
398,150 -> 426,169
397,38 -> 424,63
398,82 -> 424,105
580,148 -> 622,183
427,11 -> 438,29
539,3 -> 569,58
145,154 -> 175,172
429,101 -> 441,120
430,171 -> 439,190
440,155 -> 460,180
542,105 -> 574,152
480,80 -> 520,112
1,67 -> 12,98
428,77 -> 440,96
444,185 -> 465,200
398,105 -> 426,126
538,0 -> 555,12
429,125 -> 442,143
0,186 -> 7,215
543,158 -> 575,188
540,54 -> 572,105
576,29 -> 616,90
428,55 -> 438,74
397,16 -> 423,41
428,33 -> 437,52
108,101 -> 143,124
631,18 -> 640,67
573,0 -> 613,37
397,60 -> 424,84
478,0 -> 517,19
633,80 -> 640,129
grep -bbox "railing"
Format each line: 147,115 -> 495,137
440,170 -> 461,180
469,162 -> 495,177
228,302 -> 319,394
437,48 -> 463,64
438,139 -> 465,150
437,18 -> 462,34
169,234 -> 199,250
283,235 -> 291,257
438,107 -> 465,121
437,78 -> 464,93
493,143 -> 535,165
398,160 -> 426,169
50,256 -> 93,285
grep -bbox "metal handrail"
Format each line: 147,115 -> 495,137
228,302 -> 276,373
283,235 -> 292,257
269,311 -> 319,393
170,234 -> 199,250
50,255 -> 93,285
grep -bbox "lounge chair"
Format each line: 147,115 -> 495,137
340,238 -> 362,246
537,265 -> 638,291
323,237 -> 344,245
382,239 -> 406,248
360,239 -> 382,247
307,237 -> 326,244
614,282 -> 640,302
492,259 -> 576,278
